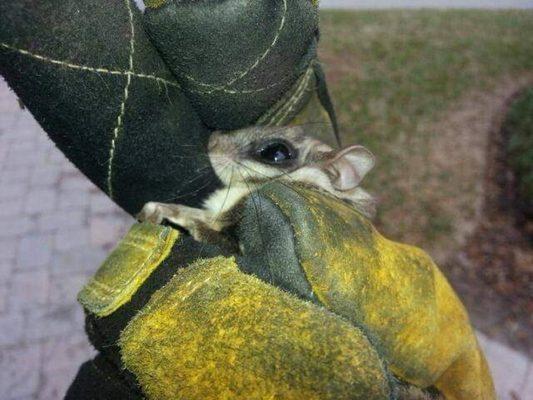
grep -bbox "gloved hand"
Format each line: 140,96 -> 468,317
0,1 -> 495,399
0,0 -> 336,215
75,183 -> 495,400
76,213 -> 394,400
236,183 -> 496,400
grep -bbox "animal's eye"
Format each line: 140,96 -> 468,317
256,140 -> 296,165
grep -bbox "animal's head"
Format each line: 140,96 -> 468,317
208,126 -> 375,194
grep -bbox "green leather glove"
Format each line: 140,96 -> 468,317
0,0 -> 214,213
0,0 -> 336,215
142,0 -> 320,129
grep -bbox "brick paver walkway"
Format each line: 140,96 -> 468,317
0,78 -> 531,399
0,79 -> 133,399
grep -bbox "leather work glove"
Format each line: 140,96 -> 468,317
0,0 -> 337,216
236,183 -> 497,400
0,1 -> 496,399
72,182 -> 496,399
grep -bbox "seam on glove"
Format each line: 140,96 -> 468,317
78,223 -> 179,317
0,42 -> 178,87
107,0 -> 136,198
177,0 -> 288,91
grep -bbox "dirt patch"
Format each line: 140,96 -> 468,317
437,79 -> 533,356
448,218 -> 532,357
413,74 -> 533,263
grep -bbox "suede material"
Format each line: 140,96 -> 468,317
65,354 -> 143,400
256,61 -> 317,127
72,184 -> 496,399
143,0 -> 319,129
119,256 -> 394,400
77,225 -> 396,399
0,0 -> 221,215
236,193 -> 316,301
239,183 -> 496,400
78,223 -> 180,317
84,232 -> 228,372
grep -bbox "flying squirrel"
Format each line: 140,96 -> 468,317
137,126 -> 376,245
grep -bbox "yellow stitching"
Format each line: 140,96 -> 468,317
131,262 -> 236,316
84,227 -> 172,296
106,0 -> 136,198
199,79 -> 284,95
125,0 -> 136,75
273,68 -> 313,124
0,42 -> 179,88
178,0 -> 288,91
231,0 -> 288,83
88,279 -> 120,294
0,41 -> 287,97
267,66 -> 313,126
181,277 -> 211,301
277,67 -> 313,123
256,92 -> 285,124
177,263 -> 235,303
106,74 -> 130,198
120,241 -> 155,252
258,63 -> 315,125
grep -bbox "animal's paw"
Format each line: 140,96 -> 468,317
136,202 -> 166,225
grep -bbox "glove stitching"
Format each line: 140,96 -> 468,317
177,0 -> 288,92
106,0 -> 136,198
270,66 -> 314,125
0,42 -> 179,88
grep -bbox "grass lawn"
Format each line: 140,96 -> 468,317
319,9 -> 533,260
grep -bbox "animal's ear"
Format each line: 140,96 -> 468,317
324,145 -> 375,191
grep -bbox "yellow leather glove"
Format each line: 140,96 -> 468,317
77,182 -> 495,399
236,183 -> 496,400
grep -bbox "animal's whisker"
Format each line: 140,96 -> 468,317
152,173 -> 218,204
137,125 -> 375,258
212,166 -> 235,226
234,161 -> 317,207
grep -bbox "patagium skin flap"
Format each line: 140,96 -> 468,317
143,0 -> 319,129
0,0 -> 221,215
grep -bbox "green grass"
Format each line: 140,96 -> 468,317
319,10 -> 533,256
505,88 -> 533,212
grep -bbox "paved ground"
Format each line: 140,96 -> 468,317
0,77 -> 531,399
0,79 -> 133,399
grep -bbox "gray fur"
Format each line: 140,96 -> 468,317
138,126 -> 377,240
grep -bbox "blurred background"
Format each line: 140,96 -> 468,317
0,1 -> 532,399
323,0 -> 533,8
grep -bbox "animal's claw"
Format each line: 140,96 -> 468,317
137,202 -> 165,225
